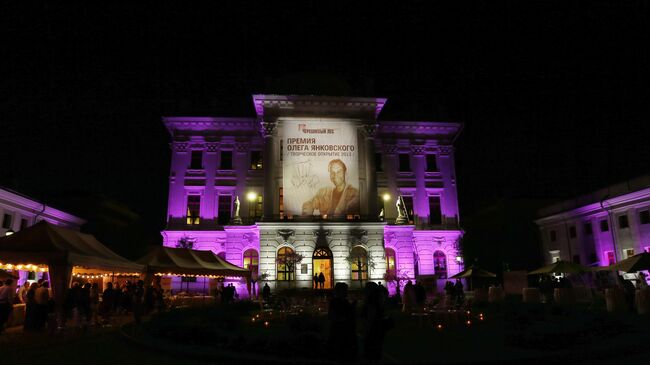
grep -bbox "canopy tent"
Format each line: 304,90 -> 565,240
0,269 -> 18,281
450,266 -> 497,290
528,260 -> 589,275
450,266 -> 497,279
136,246 -> 251,295
0,221 -> 143,324
591,252 -> 650,273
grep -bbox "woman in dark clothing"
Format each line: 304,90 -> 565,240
328,282 -> 357,362
362,282 -> 391,363
23,282 -> 38,331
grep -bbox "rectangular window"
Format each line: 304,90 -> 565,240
250,151 -> 263,170
190,150 -> 203,169
550,230 -> 557,242
624,248 -> 635,258
220,151 -> 233,170
606,251 -> 615,265
255,195 -> 263,219
600,220 -> 609,232
186,195 -> 201,225
639,210 -> 650,225
20,218 -> 29,230
426,154 -> 438,172
428,196 -> 442,225
398,154 -> 410,172
549,250 -> 560,263
2,214 -> 12,229
584,222 -> 592,235
569,226 -> 576,238
280,140 -> 283,161
402,196 -> 414,224
375,153 -> 383,172
618,215 -> 629,229
217,195 -> 232,225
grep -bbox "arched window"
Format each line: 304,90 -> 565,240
277,247 -> 295,281
243,249 -> 259,276
434,250 -> 447,279
385,248 -> 396,272
350,246 -> 368,281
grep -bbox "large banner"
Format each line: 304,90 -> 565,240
282,120 -> 360,217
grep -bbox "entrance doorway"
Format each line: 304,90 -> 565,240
312,247 -> 333,289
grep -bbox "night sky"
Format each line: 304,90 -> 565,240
2,2 -> 649,258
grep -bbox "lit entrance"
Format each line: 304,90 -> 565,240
312,247 -> 333,289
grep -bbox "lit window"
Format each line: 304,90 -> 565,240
186,195 -> 201,225
243,249 -> 259,276
350,247 -> 368,281
250,151 -> 263,170
385,248 -> 396,272
434,251 -> 447,279
624,248 -> 635,258
605,251 -> 615,265
277,247 -> 295,281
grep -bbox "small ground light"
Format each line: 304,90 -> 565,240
466,320 -> 472,326
251,318 -> 255,322
264,321 -> 269,327
466,310 -> 471,315
436,324 -> 443,330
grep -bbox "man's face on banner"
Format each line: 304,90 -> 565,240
329,161 -> 346,187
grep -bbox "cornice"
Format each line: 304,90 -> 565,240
535,187 -> 650,226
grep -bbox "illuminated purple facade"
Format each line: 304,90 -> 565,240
536,175 -> 650,266
162,95 -> 463,295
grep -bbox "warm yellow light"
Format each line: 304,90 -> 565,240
436,324 -> 443,330
382,193 -> 391,202
264,321 -> 269,327
16,265 -> 23,270
246,191 -> 258,202
466,320 -> 472,326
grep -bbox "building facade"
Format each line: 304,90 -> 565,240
162,95 -> 463,294
535,175 -> 650,267
0,186 -> 86,283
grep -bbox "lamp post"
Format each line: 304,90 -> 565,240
247,191 -> 258,224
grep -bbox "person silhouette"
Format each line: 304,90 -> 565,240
318,272 -> 326,289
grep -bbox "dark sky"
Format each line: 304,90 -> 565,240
2,1 -> 649,237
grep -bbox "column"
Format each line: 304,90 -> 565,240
364,123 -> 379,219
260,119 -> 277,220
411,146 -> 427,226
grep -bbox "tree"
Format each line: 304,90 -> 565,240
383,268 -> 410,298
276,251 -> 304,286
176,236 -> 196,249
346,248 -> 375,289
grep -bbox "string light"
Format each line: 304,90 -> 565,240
0,263 -> 48,272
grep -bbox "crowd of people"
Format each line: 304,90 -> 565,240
0,278 -> 169,333
328,281 -> 393,363
443,279 -> 465,308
